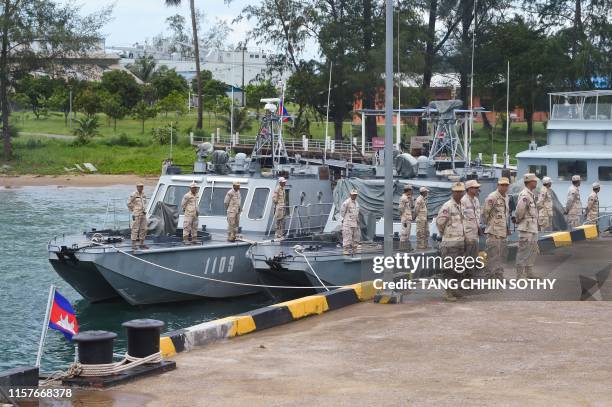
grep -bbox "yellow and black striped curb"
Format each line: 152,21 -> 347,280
160,281 -> 376,358
538,224 -> 598,253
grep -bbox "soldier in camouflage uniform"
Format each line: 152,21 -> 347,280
565,174 -> 582,228
461,179 -> 482,266
515,173 -> 540,279
537,176 -> 554,232
272,177 -> 287,238
414,187 -> 429,250
181,181 -> 200,244
127,182 -> 149,251
585,182 -> 600,225
224,181 -> 242,242
340,189 -> 361,255
398,185 -> 413,251
436,182 -> 466,301
482,177 -> 510,278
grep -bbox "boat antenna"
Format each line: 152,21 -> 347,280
504,60 -> 510,168
170,121 -> 173,159
324,61 -> 332,163
467,0 -> 477,166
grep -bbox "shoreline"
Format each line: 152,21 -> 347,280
0,174 -> 159,188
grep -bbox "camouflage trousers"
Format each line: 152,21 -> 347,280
585,212 -> 598,225
566,215 -> 581,228
342,225 -> 361,253
131,214 -> 147,241
399,220 -> 412,250
485,234 -> 507,277
183,215 -> 199,240
538,215 -> 552,232
227,212 -> 240,241
415,219 -> 429,250
440,242 -> 466,289
516,231 -> 538,267
275,216 -> 285,238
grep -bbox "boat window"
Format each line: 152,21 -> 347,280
598,166 -> 612,181
528,165 -> 547,179
163,185 -> 190,213
199,187 -> 248,216
558,160 -> 587,181
150,183 -> 165,208
248,188 -> 270,220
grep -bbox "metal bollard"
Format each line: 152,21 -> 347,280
72,331 -> 117,365
122,319 -> 165,358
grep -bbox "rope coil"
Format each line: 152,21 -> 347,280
40,352 -> 162,386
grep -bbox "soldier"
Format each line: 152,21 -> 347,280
461,179 -> 482,264
224,181 -> 242,242
537,176 -> 554,232
272,177 -> 287,238
413,187 -> 429,250
482,177 -> 510,279
340,189 -> 360,255
585,182 -> 600,225
565,174 -> 582,228
515,173 -> 540,279
127,182 -> 149,251
436,182 -> 466,301
398,185 -> 413,251
181,181 -> 200,244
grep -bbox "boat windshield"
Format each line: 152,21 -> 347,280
163,185 -> 190,214
199,187 -> 248,216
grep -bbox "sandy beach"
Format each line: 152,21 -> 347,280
0,174 -> 158,188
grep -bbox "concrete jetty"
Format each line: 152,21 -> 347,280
92,237 -> 612,406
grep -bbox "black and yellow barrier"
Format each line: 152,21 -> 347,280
160,281 -> 376,358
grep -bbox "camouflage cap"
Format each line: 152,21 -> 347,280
451,182 -> 465,192
233,180 -> 241,186
419,187 -> 429,193
350,189 -> 358,195
403,184 -> 412,191
279,177 -> 286,183
465,179 -> 481,189
542,176 -> 552,184
571,175 -> 581,182
523,173 -> 538,183
593,182 -> 601,189
498,177 -> 510,185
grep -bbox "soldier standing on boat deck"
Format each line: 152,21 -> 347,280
482,177 -> 510,279
436,182 -> 466,301
585,182 -> 600,225
399,185 -> 413,251
414,187 -> 429,250
127,182 -> 149,251
565,174 -> 582,228
514,173 -> 540,279
537,176 -> 554,232
272,177 -> 287,238
461,179 -> 482,266
224,181 -> 242,242
181,181 -> 200,244
340,189 -> 361,255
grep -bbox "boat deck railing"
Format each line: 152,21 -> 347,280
274,202 -> 335,237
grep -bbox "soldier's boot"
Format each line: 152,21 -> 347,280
516,266 -> 525,279
131,241 -> 138,251
140,240 -> 149,250
354,244 -> 361,254
524,267 -> 540,279
343,246 -> 350,255
444,288 -> 457,302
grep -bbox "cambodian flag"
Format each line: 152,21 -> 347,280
48,290 -> 79,340
278,101 -> 290,122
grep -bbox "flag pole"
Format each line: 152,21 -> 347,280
36,285 -> 55,367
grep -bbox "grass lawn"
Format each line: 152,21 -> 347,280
2,110 -> 547,175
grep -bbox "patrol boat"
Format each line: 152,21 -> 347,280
48,99 -> 335,305
516,90 -> 612,228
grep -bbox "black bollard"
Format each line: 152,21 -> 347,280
72,331 -> 117,365
122,319 -> 165,359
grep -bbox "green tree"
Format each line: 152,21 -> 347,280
245,80 -> 277,115
126,55 -> 157,83
75,86 -> 103,118
48,87 -> 71,126
72,116 -> 100,145
158,90 -> 187,117
219,105 -> 252,134
0,0 -> 110,160
151,66 -> 189,100
101,93 -> 127,132
132,101 -> 158,133
165,0 -> 204,129
14,75 -> 55,119
101,70 -> 142,109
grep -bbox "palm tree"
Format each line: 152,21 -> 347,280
165,0 -> 203,129
126,55 -> 156,83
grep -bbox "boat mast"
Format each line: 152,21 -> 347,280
467,0 -> 477,165
383,0 -> 393,262
324,62 -> 332,163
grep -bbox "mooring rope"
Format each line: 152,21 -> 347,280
40,352 -> 162,386
294,246 -> 330,292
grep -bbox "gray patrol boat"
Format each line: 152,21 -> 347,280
48,99 -> 335,305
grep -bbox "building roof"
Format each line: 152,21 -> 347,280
548,90 -> 612,97
517,144 -> 612,159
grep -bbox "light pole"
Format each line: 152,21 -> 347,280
68,86 -> 73,129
